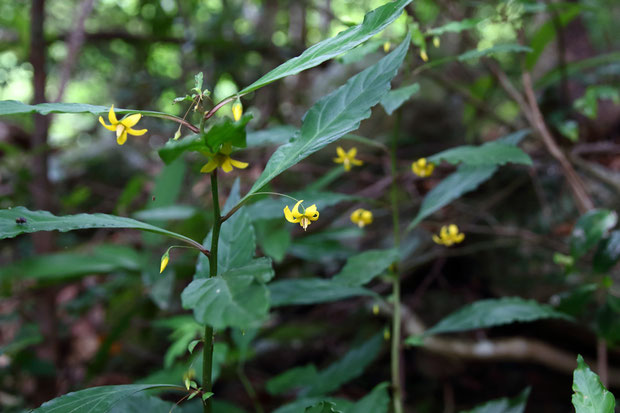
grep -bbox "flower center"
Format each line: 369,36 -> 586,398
300,217 -> 310,231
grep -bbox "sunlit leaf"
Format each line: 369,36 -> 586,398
572,355 -> 615,413
570,209 -> 618,258
380,83 -> 420,115
428,141 -> 532,167
594,231 -> 620,273
236,0 -> 412,96
240,34 -> 410,205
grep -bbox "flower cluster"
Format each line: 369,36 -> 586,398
283,200 -> 319,231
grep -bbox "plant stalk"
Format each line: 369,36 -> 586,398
203,169 -> 222,413
390,110 -> 404,413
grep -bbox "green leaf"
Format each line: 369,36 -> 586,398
0,100 -> 167,117
570,209 -> 618,258
273,398 -> 351,413
338,39 -> 384,65
343,383 -> 390,413
188,339 -> 201,354
0,207 -> 202,248
132,205 -> 198,221
594,231 -> 620,273
204,114 -> 252,151
424,297 -> 572,336
236,0 -> 412,96
182,259 -> 272,329
408,165 -> 498,230
31,384 -> 177,413
572,355 -> 615,413
240,34 -> 410,205
554,284 -> 598,316
247,125 -> 297,148
460,387 -> 530,413
305,402 -> 342,413
536,52 -> 620,89
427,18 -> 481,36
197,179 -> 256,277
270,278 -> 374,307
427,142 -> 532,167
158,134 -> 204,164
574,85 -> 620,119
0,244 -> 142,282
303,333 -> 383,396
266,365 -> 319,395
458,44 -> 532,61
194,72 -> 204,92
254,220 -> 291,263
380,83 -> 420,115
332,249 -> 399,286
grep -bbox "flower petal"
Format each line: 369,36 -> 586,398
283,206 -> 300,223
336,147 -> 346,158
117,130 -> 128,145
432,235 -> 443,245
351,158 -> 363,166
127,127 -> 148,136
121,113 -> 142,128
347,147 -> 357,158
291,200 -> 303,217
333,157 -> 344,164
200,159 -> 218,173
221,158 -> 233,173
229,158 -> 249,169
98,116 -> 116,131
108,105 -> 118,124
448,224 -> 458,235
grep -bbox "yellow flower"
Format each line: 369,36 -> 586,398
383,41 -> 391,53
433,36 -> 441,48
160,252 -> 170,274
333,147 -> 363,172
98,105 -> 147,145
420,49 -> 429,62
432,224 -> 465,246
200,143 -> 249,174
232,100 -> 243,122
283,200 -> 319,231
372,304 -> 379,315
411,158 -> 435,177
350,208 -> 373,228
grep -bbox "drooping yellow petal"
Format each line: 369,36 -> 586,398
336,147 -> 346,158
121,113 -> 142,128
432,234 -> 443,244
343,160 -> 351,171
440,226 -> 449,239
351,158 -> 363,166
221,158 -> 234,173
420,49 -> 429,62
333,157 -> 344,164
200,159 -> 218,173
160,254 -> 170,273
127,127 -> 147,136
108,105 -> 119,124
347,147 -> 357,158
117,130 -> 128,145
291,200 -> 303,218
454,232 -> 465,243
283,205 -> 300,223
98,116 -> 116,131
448,224 -> 458,236
304,204 -> 319,220
232,101 -> 243,122
229,158 -> 249,169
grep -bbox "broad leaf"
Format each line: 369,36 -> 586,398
236,0 -> 411,96
594,230 -> 620,273
424,297 -> 572,336
303,333 -> 383,396
408,165 -> 498,230
380,83 -> 420,115
270,278 -> 374,307
570,209 -> 618,258
254,219 -> 291,263
240,34 -> 410,205
428,142 -> 532,167
460,387 -> 530,413
343,383 -> 390,413
31,384 -> 177,413
0,207 -> 201,248
332,248 -> 400,286
158,134 -> 204,164
305,402 -> 342,413
204,114 -> 252,151
0,244 -> 142,281
572,355 -> 615,413
0,100 -> 166,117
132,205 -> 198,221
247,125 -> 297,148
196,179 -> 256,277
338,39 -> 384,65
182,259 -> 273,329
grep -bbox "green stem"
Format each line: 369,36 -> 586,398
390,110 -> 403,413
202,170 -> 222,413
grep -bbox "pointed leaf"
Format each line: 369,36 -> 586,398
182,259 -> 272,329
241,35 -> 410,204
266,365 -> 319,395
204,114 -> 252,151
237,0 -> 412,96
343,383 -> 390,413
428,142 -> 532,167
32,384 -> 176,413
424,297 -> 572,336
0,100 -> 168,117
0,207 -> 202,248
380,83 -> 420,115
270,278 -> 375,307
572,355 -> 615,413
408,165 -> 498,230
305,402 -> 342,413
333,248 -> 400,286
594,230 -> 620,273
